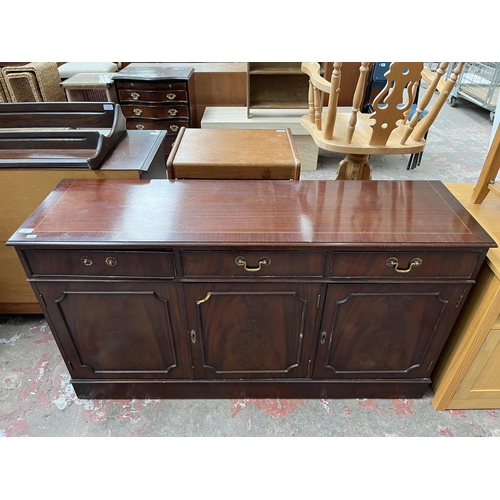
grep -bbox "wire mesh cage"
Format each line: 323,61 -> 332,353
448,62 -> 500,124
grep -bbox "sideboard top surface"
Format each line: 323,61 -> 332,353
7,179 -> 496,248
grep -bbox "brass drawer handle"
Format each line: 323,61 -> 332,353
81,256 -> 93,266
386,257 -> 422,273
169,124 -> 179,132
105,256 -> 118,267
168,108 -> 178,116
131,92 -> 140,100
133,108 -> 142,116
235,256 -> 271,272
136,124 -> 145,130
167,93 -> 176,100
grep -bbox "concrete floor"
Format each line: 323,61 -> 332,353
1,88 -> 500,439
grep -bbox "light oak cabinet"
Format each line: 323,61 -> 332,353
432,184 -> 500,409
8,179 -> 495,400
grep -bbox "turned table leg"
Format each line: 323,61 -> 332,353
335,154 -> 372,180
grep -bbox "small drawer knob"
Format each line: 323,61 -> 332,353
105,256 -> 118,267
81,256 -> 93,266
133,108 -> 142,116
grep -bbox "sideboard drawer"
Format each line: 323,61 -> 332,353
331,251 -> 482,279
24,250 -> 175,278
180,250 -> 327,277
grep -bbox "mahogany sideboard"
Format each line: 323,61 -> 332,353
0,130 -> 166,314
7,179 -> 495,399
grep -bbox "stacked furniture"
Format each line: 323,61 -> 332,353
0,71 -> 9,102
57,63 -> 120,103
0,102 -> 126,169
0,102 -> 167,314
1,62 -> 66,102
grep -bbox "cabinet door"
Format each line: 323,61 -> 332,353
451,328 -> 500,408
36,281 -> 191,379
314,283 -> 469,379
183,283 -> 322,379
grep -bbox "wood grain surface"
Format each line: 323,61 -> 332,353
8,179 -> 496,248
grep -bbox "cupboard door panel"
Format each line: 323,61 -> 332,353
184,283 -> 321,379
454,328 -> 500,403
36,282 -> 190,379
315,283 -> 468,379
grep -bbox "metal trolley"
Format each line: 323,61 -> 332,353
448,62 -> 500,124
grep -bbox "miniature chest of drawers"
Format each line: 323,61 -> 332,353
113,66 -> 195,160
8,179 -> 495,400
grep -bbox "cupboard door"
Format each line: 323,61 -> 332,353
36,282 -> 191,379
452,328 -> 500,407
183,283 -> 322,379
314,283 -> 469,379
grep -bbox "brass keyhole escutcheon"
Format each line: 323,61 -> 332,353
131,92 -> 140,100
170,124 -> 179,132
235,256 -> 271,272
167,93 -> 176,100
386,257 -> 422,273
133,108 -> 142,116
136,124 -> 145,130
320,331 -> 327,344
190,330 -> 197,343
168,108 -> 178,116
105,257 -> 118,267
81,256 -> 93,266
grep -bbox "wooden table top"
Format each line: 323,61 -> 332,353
8,179 -> 496,249
169,128 -> 300,167
60,72 -> 117,88
124,63 -> 247,73
113,66 -> 194,81
99,130 -> 166,172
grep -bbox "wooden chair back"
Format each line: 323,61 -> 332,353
301,62 -> 464,147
